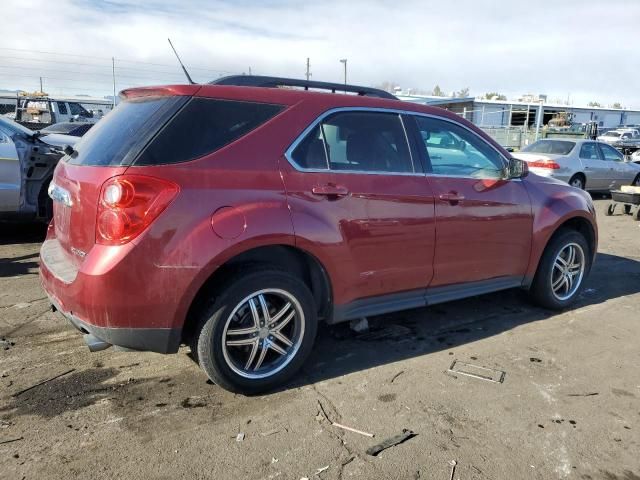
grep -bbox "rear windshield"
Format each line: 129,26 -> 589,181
522,140 -> 575,155
67,96 -> 186,166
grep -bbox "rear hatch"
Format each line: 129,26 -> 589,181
51,89 -> 193,265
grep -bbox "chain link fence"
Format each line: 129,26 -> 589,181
479,127 -> 539,150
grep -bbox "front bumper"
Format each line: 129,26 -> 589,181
48,294 -> 181,353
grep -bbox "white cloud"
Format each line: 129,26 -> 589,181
1,0 -> 639,107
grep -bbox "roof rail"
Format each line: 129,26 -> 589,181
209,75 -> 397,100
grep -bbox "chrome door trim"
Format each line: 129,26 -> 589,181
283,106 -> 510,178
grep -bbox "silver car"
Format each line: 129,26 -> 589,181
513,139 -> 640,191
0,117 -> 77,221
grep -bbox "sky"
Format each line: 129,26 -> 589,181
2,0 -> 640,107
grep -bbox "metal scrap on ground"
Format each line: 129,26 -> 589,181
332,422 -> 374,438
365,429 -> 417,457
447,360 -> 505,384
11,368 -> 76,397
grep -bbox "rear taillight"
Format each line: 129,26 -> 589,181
528,159 -> 561,169
96,175 -> 179,245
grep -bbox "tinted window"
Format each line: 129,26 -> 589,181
599,143 -> 624,161
290,125 -> 329,169
579,143 -> 601,160
67,96 -> 186,166
415,116 -> 505,178
291,111 -> 414,173
68,103 -> 88,116
523,140 -> 575,155
137,98 -> 284,165
56,102 -> 68,115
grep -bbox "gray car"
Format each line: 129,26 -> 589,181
0,117 -> 77,221
513,139 -> 640,191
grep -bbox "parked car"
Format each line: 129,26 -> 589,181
40,122 -> 94,137
0,117 -> 78,221
631,150 -> 640,164
40,76 -> 598,394
597,130 -> 638,144
513,139 -> 640,191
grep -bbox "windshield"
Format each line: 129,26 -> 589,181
604,131 -> 621,138
41,122 -> 76,134
522,140 -> 575,155
0,116 -> 36,137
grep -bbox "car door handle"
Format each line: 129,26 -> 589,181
439,192 -> 465,204
312,184 -> 349,198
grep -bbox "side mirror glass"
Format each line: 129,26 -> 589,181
507,157 -> 528,179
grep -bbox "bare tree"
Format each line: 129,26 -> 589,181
455,87 -> 470,98
484,92 -> 507,100
587,101 -> 601,107
432,85 -> 445,96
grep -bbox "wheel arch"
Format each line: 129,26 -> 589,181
181,244 -> 332,345
525,213 -> 597,288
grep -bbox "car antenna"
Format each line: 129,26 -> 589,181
167,38 -> 195,85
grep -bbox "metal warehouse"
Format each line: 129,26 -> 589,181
397,94 -> 640,129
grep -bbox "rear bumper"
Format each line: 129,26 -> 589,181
48,294 -> 181,353
39,227 -> 200,354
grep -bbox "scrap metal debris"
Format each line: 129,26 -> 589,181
567,392 -> 599,397
448,460 -> 457,480
0,436 -> 23,445
332,422 -> 374,438
314,465 -> 329,475
447,360 -> 505,384
390,370 -> 405,383
11,368 -> 75,397
235,432 -> 245,442
260,429 -> 280,437
365,429 -> 417,457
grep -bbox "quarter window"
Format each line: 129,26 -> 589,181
291,111 -> 414,173
415,116 -> 505,178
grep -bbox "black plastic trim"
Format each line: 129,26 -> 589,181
210,75 -> 397,100
48,296 -> 181,354
330,276 -> 524,324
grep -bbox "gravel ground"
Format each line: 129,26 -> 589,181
1,198 -> 639,480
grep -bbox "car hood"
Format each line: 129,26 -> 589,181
39,133 -> 79,148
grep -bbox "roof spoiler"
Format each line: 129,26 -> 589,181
209,75 -> 397,100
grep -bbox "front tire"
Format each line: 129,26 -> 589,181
529,230 -> 590,309
193,269 -> 317,394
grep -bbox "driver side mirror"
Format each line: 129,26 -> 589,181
506,157 -> 528,179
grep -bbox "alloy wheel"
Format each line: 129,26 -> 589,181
221,289 -> 305,379
550,243 -> 585,301
570,177 -> 584,189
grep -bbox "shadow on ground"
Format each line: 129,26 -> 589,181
285,251 -> 640,390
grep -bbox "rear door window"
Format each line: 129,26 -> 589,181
136,98 -> 284,165
599,143 -> 624,162
290,111 -> 415,173
579,143 -> 601,160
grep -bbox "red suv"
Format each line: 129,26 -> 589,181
40,76 -> 597,394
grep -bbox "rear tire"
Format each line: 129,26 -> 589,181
192,268 -> 317,395
568,174 -> 585,190
529,230 -> 590,310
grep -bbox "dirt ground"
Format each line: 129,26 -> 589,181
1,198 -> 639,480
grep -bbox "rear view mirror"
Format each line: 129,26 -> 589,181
507,157 -> 528,179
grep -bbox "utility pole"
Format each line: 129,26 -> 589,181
535,99 -> 544,141
305,58 -> 311,81
111,57 -> 116,108
339,59 -> 347,92
39,77 -> 43,93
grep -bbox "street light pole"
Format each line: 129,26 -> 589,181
339,59 -> 347,92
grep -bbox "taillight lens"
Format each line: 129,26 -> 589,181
528,159 -> 561,169
96,175 -> 179,245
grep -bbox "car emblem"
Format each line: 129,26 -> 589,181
48,182 -> 73,207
